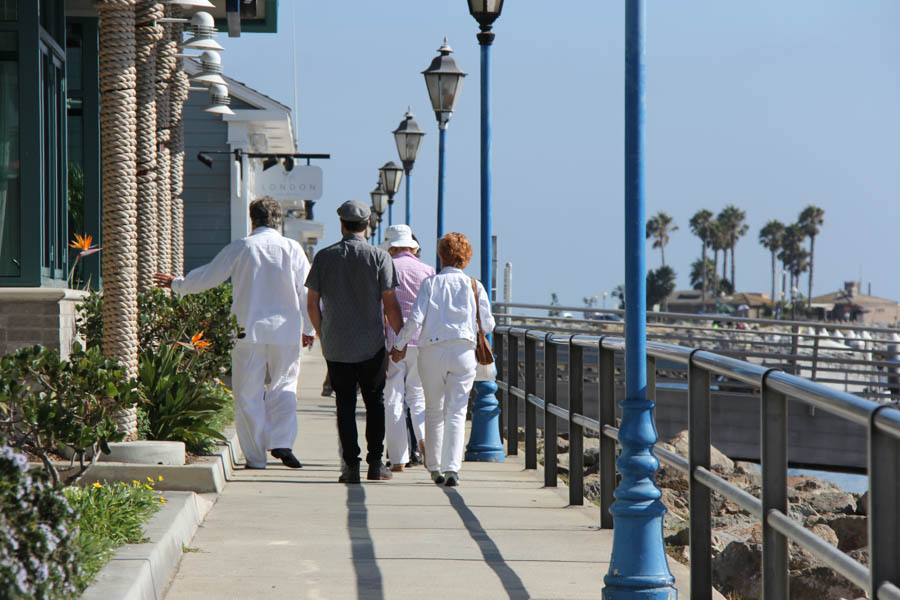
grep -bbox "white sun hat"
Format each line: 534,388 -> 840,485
380,224 -> 419,251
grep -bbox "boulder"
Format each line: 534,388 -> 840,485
813,515 -> 867,552
663,430 -> 735,474
711,540 -> 762,598
789,566 -> 866,600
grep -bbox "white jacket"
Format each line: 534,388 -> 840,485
392,267 -> 495,350
172,227 -> 315,345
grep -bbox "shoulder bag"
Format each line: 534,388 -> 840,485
471,278 -> 495,365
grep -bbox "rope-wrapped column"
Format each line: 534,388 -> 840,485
155,6 -> 175,275
135,0 -> 163,290
97,0 -> 139,438
169,8 -> 188,276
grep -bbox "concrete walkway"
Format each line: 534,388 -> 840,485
164,345 -> 696,600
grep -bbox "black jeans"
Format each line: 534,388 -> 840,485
326,348 -> 387,468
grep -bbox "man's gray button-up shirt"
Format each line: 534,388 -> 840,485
305,233 -> 398,363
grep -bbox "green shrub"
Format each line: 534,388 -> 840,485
0,440 -> 82,599
0,344 -> 141,486
137,343 -> 228,451
65,478 -> 163,588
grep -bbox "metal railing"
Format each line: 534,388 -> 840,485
494,325 -> 900,599
495,302 -> 900,403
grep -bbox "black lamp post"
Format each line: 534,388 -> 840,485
370,182 -> 388,244
422,38 -> 466,267
379,161 -> 403,226
392,108 -> 425,227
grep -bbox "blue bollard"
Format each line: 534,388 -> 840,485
465,377 -> 504,462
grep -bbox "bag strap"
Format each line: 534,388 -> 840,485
471,277 -> 485,336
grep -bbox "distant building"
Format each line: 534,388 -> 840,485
810,282 -> 900,326
664,290 -> 770,318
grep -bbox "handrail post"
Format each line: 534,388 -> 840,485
507,333 -> 519,456
868,406 -> 900,598
495,331 -> 506,442
568,338 -> 584,506
598,339 -> 615,529
544,333 -> 558,487
761,369 -> 788,600
525,333 -> 537,469
688,353 -> 712,597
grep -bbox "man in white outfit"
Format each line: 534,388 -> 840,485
153,199 -> 315,470
380,225 -> 434,471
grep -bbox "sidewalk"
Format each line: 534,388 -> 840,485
163,345 -> 698,600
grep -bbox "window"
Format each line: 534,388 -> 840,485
0,0 -> 16,21
40,41 -> 66,277
0,31 -> 19,277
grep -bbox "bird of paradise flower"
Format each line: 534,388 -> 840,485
68,233 -> 101,288
176,330 -> 213,353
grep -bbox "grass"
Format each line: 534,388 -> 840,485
64,478 -> 165,589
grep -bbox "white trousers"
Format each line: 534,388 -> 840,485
384,346 -> 425,465
418,339 -> 477,474
231,343 -> 301,468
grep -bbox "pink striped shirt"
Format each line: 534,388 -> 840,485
385,251 -> 435,348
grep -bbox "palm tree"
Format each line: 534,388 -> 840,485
689,209 -> 714,308
759,220 -> 785,307
778,224 -> 807,295
709,220 -> 728,300
646,211 -> 678,266
798,205 -> 825,303
718,205 -> 748,290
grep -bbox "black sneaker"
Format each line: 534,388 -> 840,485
367,462 -> 393,481
339,465 -> 361,484
271,448 -> 302,468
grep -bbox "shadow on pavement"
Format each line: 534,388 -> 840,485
442,487 -> 530,599
347,484 -> 384,600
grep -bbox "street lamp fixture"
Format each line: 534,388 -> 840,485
191,50 -> 227,86
367,210 -> 378,244
379,161 -> 403,226
182,11 -> 224,52
262,156 -> 278,171
467,0 -> 505,30
283,157 -> 294,172
393,107 -> 425,226
422,38 -> 466,266
371,182 -> 388,244
422,38 -> 467,128
205,84 -> 234,115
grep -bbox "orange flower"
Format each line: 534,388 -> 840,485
190,331 -> 212,351
70,233 -> 92,251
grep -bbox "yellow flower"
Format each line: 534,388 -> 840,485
145,484 -> 153,490
159,497 -> 167,504
132,480 -> 140,485
158,475 -> 164,482
146,477 -> 154,483
92,482 -> 103,488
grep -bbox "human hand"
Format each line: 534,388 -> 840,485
152,273 -> 175,289
390,346 -> 406,362
302,334 -> 315,348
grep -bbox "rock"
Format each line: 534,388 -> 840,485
808,523 -> 839,548
814,515 -> 867,552
665,527 -> 690,547
556,436 -> 569,455
856,490 -> 868,516
789,565 -> 866,600
711,540 -> 762,599
664,430 -> 735,474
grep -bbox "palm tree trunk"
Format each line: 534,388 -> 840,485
713,249 -> 720,299
770,250 -> 776,309
730,239 -> 736,291
700,243 -> 707,308
661,244 -> 666,267
808,235 -> 816,304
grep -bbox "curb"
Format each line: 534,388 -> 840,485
81,491 -> 212,600
80,425 -> 245,493
81,427 -> 243,599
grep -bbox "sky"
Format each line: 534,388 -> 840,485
216,1 -> 900,309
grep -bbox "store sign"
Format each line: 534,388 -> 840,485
254,164 -> 323,201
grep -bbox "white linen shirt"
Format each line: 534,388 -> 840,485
392,267 -> 495,350
171,227 -> 315,345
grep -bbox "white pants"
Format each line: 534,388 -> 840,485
384,346 -> 425,465
231,343 -> 301,468
418,339 -> 477,474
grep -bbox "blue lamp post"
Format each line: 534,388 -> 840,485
379,161 -> 403,227
422,38 -> 466,267
392,108 -> 426,227
602,1 -> 676,598
464,0 -> 505,463
371,183 -> 388,245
